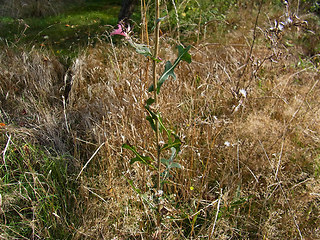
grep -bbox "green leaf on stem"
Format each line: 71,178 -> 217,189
145,104 -> 182,153
161,147 -> 182,169
178,45 -> 192,63
149,45 -> 192,93
135,43 -> 152,57
170,162 -> 182,169
144,105 -> 166,133
146,97 -> 155,106
145,105 -> 157,132
156,16 -> 167,24
155,112 -> 166,134
125,177 -> 142,194
161,133 -> 181,154
146,115 -> 157,132
128,39 -> 152,57
122,144 -> 156,169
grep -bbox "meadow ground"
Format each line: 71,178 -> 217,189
1,0 -> 320,239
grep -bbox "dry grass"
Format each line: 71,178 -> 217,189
67,34 -> 319,239
0,48 -> 66,148
1,3 -> 320,239
0,47 -> 80,239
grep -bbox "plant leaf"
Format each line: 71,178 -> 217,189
125,177 -> 141,194
148,60 -> 175,93
156,16 -> 167,24
161,158 -> 170,167
178,45 -> 192,63
168,147 -> 176,162
144,105 -> 165,133
161,148 -> 181,169
161,133 -> 181,154
149,45 -> 191,93
156,112 -> 166,134
146,97 -> 155,106
128,39 -> 152,57
145,105 -> 157,132
169,162 -> 182,169
134,43 -> 152,57
146,116 -> 156,132
122,144 -> 156,169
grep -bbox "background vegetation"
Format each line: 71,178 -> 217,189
1,0 -> 320,239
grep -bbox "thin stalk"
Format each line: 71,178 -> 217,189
209,189 -> 223,239
141,0 -> 149,193
153,0 -> 161,232
236,0 -> 263,92
141,0 -> 144,42
143,0 -> 149,46
189,127 -> 223,237
197,10 -> 202,45
171,0 -> 180,42
143,0 -> 150,86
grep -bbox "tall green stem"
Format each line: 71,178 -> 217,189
153,0 -> 161,232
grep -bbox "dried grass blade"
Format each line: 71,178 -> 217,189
76,142 -> 105,180
2,134 -> 11,171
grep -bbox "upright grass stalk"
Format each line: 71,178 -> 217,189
236,0 -> 263,92
153,0 -> 161,230
140,0 -> 150,86
189,128 -> 223,237
171,0 -> 180,42
140,0 -> 150,194
141,0 -> 149,46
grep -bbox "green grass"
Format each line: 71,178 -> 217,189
0,135 -> 78,239
0,0 -> 121,57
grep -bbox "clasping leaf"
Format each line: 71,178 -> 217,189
149,45 -> 191,93
122,144 -> 156,169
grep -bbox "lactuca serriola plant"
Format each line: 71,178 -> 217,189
110,17 -> 192,228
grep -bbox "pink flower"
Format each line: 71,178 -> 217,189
110,24 -> 130,39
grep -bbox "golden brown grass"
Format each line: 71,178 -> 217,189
67,36 -> 319,238
1,3 -> 320,239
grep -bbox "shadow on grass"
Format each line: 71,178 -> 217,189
0,0 -> 121,58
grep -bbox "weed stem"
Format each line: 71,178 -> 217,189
153,0 -> 162,234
